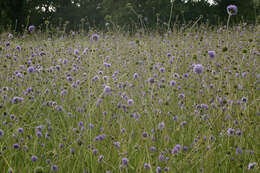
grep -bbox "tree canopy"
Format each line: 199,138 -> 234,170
0,0 -> 259,32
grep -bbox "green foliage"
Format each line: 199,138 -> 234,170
0,0 -> 259,32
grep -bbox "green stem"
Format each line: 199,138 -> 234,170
227,14 -> 231,31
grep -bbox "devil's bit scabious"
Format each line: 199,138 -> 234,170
227,5 -> 238,16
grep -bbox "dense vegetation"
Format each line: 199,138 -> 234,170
0,19 -> 259,172
1,0 -> 260,32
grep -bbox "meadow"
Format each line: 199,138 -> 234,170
0,24 -> 259,173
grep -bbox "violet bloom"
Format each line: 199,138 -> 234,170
227,128 -> 235,136
127,99 -> 134,105
113,142 -> 120,148
27,66 -> 35,73
133,73 -> 138,79
122,158 -> 129,166
17,128 -> 24,133
208,51 -> 216,58
31,155 -> 38,162
91,34 -> 100,41
13,144 -> 20,149
51,165 -> 59,172
248,162 -> 256,170
28,25 -> 35,32
12,97 -> 24,104
193,64 -> 204,74
227,5 -> 238,16
170,80 -> 176,86
144,163 -> 151,169
158,122 -> 165,130
104,85 -> 112,93
0,129 -> 4,136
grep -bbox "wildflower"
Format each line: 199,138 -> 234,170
193,64 -> 204,74
8,33 -> 13,39
0,129 -> 4,136
12,97 -> 24,104
31,155 -> 38,162
158,122 -> 165,130
227,5 -> 238,16
122,158 -> 129,166
144,163 -> 151,169
127,99 -> 134,105
170,80 -> 176,86
28,25 -> 35,32
51,165 -> 59,172
208,51 -> 216,58
13,143 -> 20,149
236,147 -> 243,154
133,72 -> 138,79
114,142 -> 120,148
104,85 -> 112,93
91,34 -> 100,41
27,66 -> 35,73
159,67 -> 165,73
98,155 -> 104,162
148,77 -> 155,84
17,128 -> 24,133
16,45 -> 21,50
248,162 -> 257,170
227,128 -> 235,136
156,166 -> 162,173
142,132 -> 148,138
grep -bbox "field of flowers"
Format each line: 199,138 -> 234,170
0,23 -> 259,173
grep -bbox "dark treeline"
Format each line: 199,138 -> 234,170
0,0 -> 259,32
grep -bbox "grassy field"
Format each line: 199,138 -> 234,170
0,25 -> 259,173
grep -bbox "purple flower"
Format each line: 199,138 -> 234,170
16,45 -> 21,50
159,67 -> 165,73
0,129 -> 4,136
27,66 -> 35,73
17,128 -> 24,133
31,155 -> 38,162
51,165 -> 59,172
28,25 -> 35,32
12,97 -> 24,104
227,128 -> 235,136
142,132 -> 148,138
133,73 -> 138,79
113,142 -> 120,148
208,51 -> 216,58
148,77 -> 155,84
170,80 -> 176,86
227,5 -> 238,16
158,122 -> 165,130
144,163 -> 151,169
98,155 -> 104,162
156,166 -> 162,173
193,64 -> 204,74
122,158 -> 129,166
104,85 -> 112,93
91,34 -> 100,41
13,144 -> 20,149
127,99 -> 134,105
8,33 -> 13,39
248,162 -> 256,170
236,147 -> 243,154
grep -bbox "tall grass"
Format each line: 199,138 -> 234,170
0,23 -> 259,173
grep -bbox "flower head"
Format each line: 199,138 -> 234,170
91,34 -> 100,41
31,155 -> 38,162
193,64 -> 204,74
227,5 -> 238,16
208,51 -> 216,58
28,25 -> 35,32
